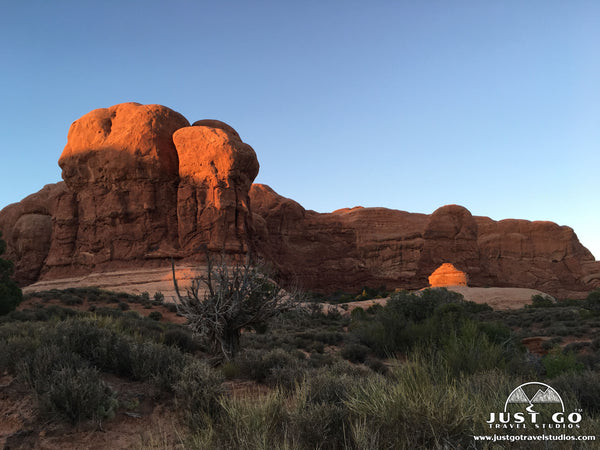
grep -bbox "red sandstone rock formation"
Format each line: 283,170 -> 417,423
8,103 -> 259,281
249,186 -> 600,297
0,183 -> 66,284
0,102 -> 599,298
174,122 -> 258,254
428,263 -> 468,287
50,103 -> 189,278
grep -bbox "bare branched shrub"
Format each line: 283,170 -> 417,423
172,256 -> 300,363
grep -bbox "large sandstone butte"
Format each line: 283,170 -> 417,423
1,102 -> 599,298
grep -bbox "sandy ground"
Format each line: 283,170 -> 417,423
438,285 -> 553,310
23,266 -> 209,301
323,286 -> 553,314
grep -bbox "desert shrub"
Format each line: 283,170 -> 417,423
94,307 -> 124,318
0,231 -> 23,315
153,291 -> 165,303
17,343 -> 118,424
341,343 -> 370,363
527,294 -> 555,308
128,341 -> 187,390
291,401 -> 348,449
440,321 -> 509,376
148,311 -> 163,321
563,341 -> 590,353
0,334 -> 40,373
365,357 -> 389,375
351,319 -> 395,357
175,359 -> 225,429
118,301 -> 130,311
584,289 -> 600,315
41,366 -> 118,424
346,356 -> 479,449
173,257 -> 301,362
350,306 -> 367,320
59,319 -> 125,372
210,389 -> 289,448
307,351 -> 337,368
235,348 -> 305,389
220,361 -> 241,379
350,288 -> 477,358
307,330 -> 343,345
287,370 -> 358,449
551,370 -> 600,414
2,307 -> 51,322
304,369 -> 355,405
60,293 -> 83,306
477,320 -> 513,345
542,347 -> 585,378
163,327 -> 199,353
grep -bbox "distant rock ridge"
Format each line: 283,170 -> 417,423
0,102 -> 599,298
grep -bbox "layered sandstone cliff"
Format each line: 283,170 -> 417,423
248,185 -> 600,297
1,102 -> 598,298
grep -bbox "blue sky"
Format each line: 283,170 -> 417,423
1,1 -> 599,259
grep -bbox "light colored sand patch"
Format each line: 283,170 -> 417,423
443,286 -> 552,310
329,286 -> 553,313
23,265 -> 209,301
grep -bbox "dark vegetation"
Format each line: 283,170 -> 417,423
172,257 -> 300,362
2,273 -> 600,447
0,231 -> 23,315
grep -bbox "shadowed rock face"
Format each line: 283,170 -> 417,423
0,183 -> 66,284
0,102 -> 599,298
248,186 -> 600,297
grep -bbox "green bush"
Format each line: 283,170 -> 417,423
542,347 -> 585,378
128,341 -> 186,390
551,370 -> 600,414
42,366 -> 118,424
440,321 -> 509,376
527,294 -> 555,308
148,311 -> 163,321
17,343 -> 118,425
236,348 -> 305,389
584,289 -> 600,314
292,401 -> 349,449
175,359 -> 225,430
163,327 -> 199,353
341,343 -> 370,363
0,231 -> 22,315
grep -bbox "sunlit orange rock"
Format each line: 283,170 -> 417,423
428,263 -> 468,287
46,103 -> 189,277
173,122 -> 259,253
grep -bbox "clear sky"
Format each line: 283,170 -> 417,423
1,1 -> 598,259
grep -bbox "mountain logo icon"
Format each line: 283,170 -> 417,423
504,382 -> 564,413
